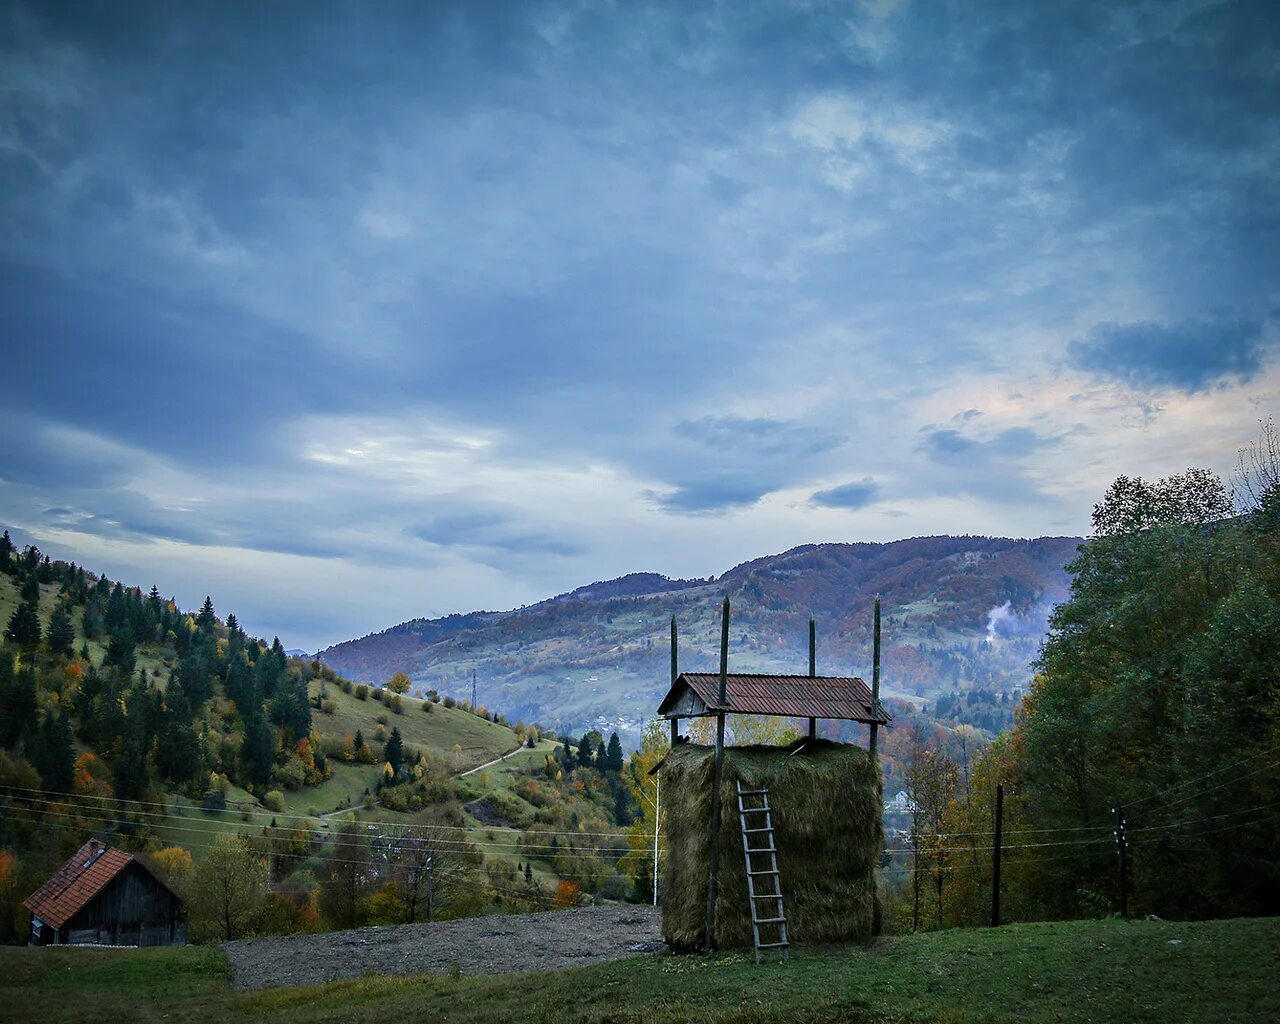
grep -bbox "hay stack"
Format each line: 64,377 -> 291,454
660,739 -> 882,951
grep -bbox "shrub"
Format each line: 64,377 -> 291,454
598,873 -> 631,901
372,687 -> 385,703
422,701 -> 434,714
340,679 -> 353,694
374,723 -> 387,742
389,694 -> 403,715
320,699 -> 337,715
273,758 -> 307,791
553,880 -> 582,909
376,714 -> 389,727
443,696 -> 456,709
264,790 -> 285,813
354,684 -> 369,701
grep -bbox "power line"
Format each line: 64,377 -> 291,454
1,806 -> 658,890
1131,758 -> 1280,818
0,799 -> 656,857
0,782 -> 658,841
1120,747 -> 1280,810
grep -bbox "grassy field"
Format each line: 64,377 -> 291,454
308,678 -> 520,768
1,916 -> 1275,1024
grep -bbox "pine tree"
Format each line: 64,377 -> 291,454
4,601 -> 42,654
385,727 -> 404,775
39,712 -> 76,792
0,659 -> 36,747
0,530 -> 12,573
157,683 -> 203,786
578,733 -> 594,766
104,630 -> 136,678
196,596 -> 216,631
46,606 -> 76,657
242,711 -> 277,789
20,573 -> 40,604
605,732 -> 623,773
114,716 -> 152,801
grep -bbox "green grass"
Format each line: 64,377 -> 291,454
278,762 -> 380,816
309,680 -> 519,768
1,917 -> 1276,1024
0,943 -> 229,1023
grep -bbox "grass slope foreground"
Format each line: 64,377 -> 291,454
1,916 -> 1276,1024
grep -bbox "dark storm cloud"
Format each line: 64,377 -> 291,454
810,478 -> 880,510
2,0 -> 1277,645
648,417 -> 847,513
1068,318 -> 1269,393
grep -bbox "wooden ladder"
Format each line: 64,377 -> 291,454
736,780 -> 789,964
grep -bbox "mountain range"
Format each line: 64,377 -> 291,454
319,535 -> 1083,744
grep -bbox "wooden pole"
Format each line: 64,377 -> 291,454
653,772 -> 661,907
670,615 -> 679,745
426,857 -> 434,923
704,596 -> 730,950
671,615 -> 678,684
1114,806 -> 1128,918
807,617 -> 817,739
869,597 -> 881,758
991,784 -> 1003,927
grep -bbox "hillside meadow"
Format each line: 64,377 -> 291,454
0,916 -> 1275,1024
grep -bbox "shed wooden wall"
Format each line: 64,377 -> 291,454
61,863 -> 185,946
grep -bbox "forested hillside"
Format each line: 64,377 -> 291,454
322,535 -> 1081,742
884,464 -> 1280,928
0,538 -> 656,941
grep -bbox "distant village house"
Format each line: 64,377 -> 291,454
23,839 -> 185,947
884,790 -> 918,813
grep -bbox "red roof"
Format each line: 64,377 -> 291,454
24,839 -> 135,928
658,672 -> 890,724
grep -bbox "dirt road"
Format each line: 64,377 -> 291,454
223,905 -> 664,990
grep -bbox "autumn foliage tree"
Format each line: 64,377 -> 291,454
385,671 -> 412,695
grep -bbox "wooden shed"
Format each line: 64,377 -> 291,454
23,839 -> 185,947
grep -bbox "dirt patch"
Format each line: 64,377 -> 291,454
223,905 -> 664,990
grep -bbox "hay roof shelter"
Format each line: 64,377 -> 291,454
661,741 -> 881,953
658,672 -> 889,724
654,599 -> 891,956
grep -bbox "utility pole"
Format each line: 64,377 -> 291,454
653,772 -> 661,907
704,596 -> 730,951
426,855 -> 434,923
991,784 -> 1004,927
1113,807 -> 1128,918
471,670 -> 477,711
807,617 -> 817,739
869,598 -> 882,758
670,615 -> 679,746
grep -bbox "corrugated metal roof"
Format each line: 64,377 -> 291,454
658,672 -> 890,724
23,839 -> 135,929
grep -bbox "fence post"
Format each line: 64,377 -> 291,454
991,783 -> 1003,927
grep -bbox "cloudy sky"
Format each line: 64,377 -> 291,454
4,0 -> 1277,651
